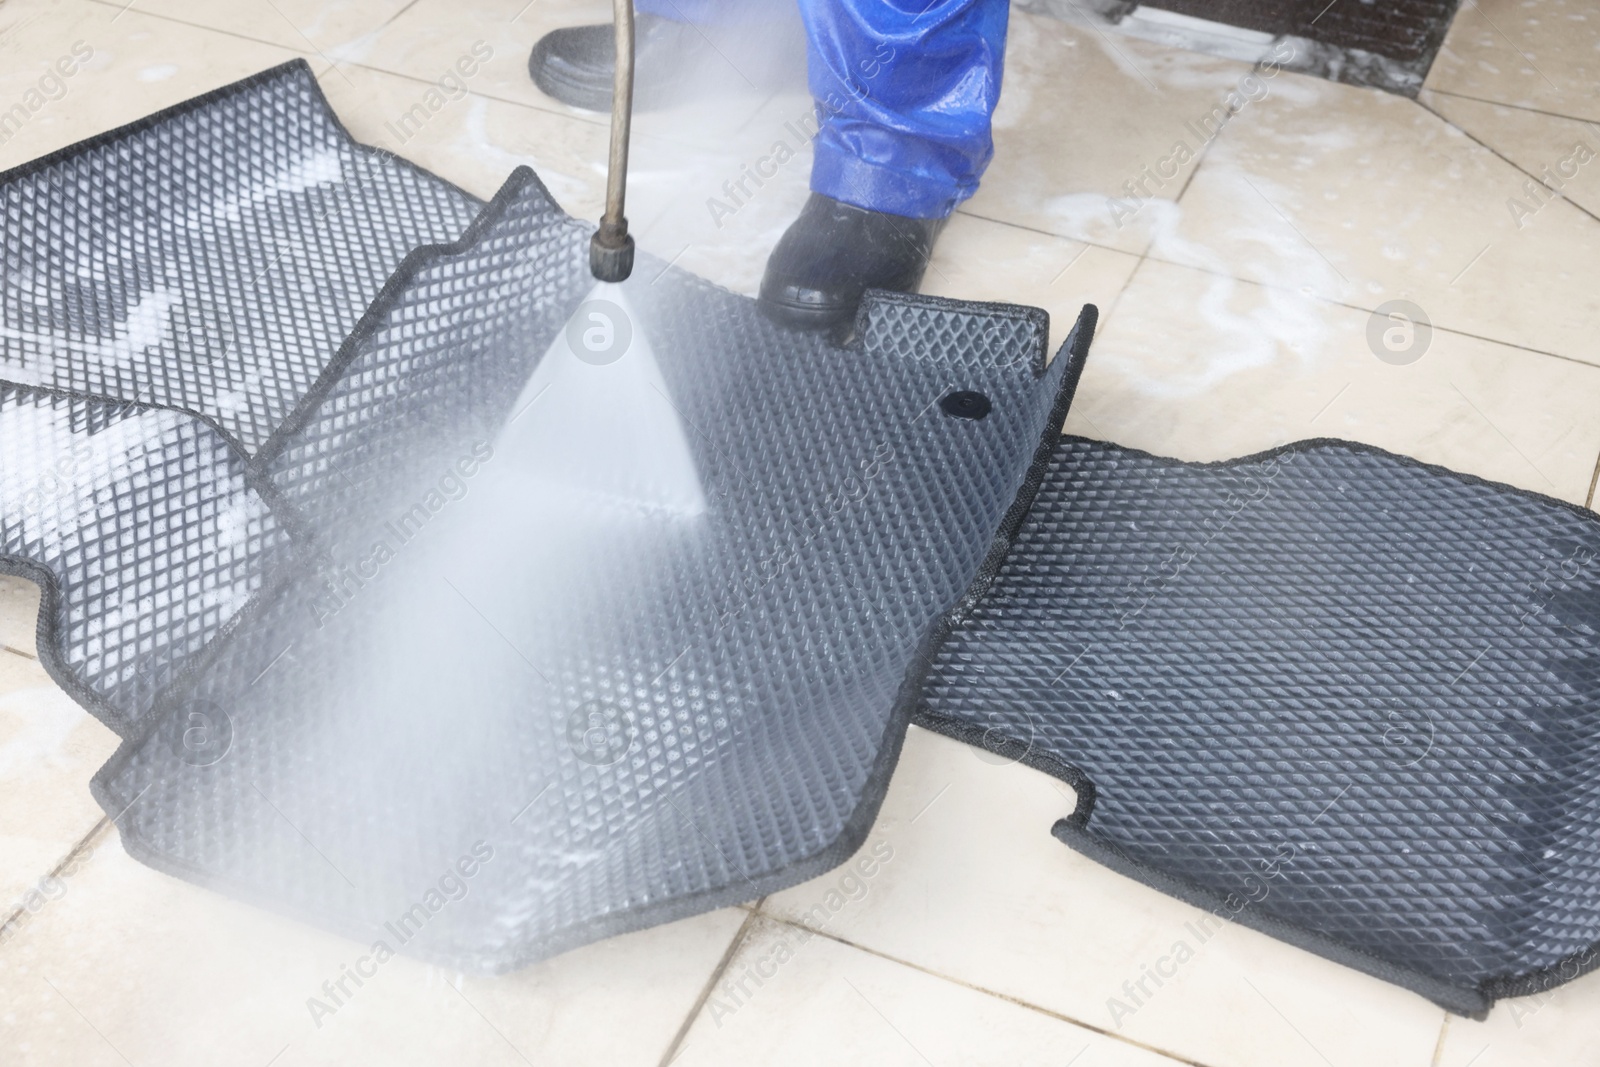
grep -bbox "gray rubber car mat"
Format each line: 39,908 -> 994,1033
88,182 -> 1085,969
0,60 -> 481,731
0,385 -> 298,732
0,61 -> 1084,970
921,436 -> 1600,1016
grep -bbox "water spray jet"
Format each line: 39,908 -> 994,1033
527,0 -> 704,516
500,283 -> 707,517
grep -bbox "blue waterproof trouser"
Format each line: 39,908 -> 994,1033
635,0 -> 1009,219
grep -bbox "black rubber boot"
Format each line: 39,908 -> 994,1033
530,15 -> 789,112
758,193 -> 948,330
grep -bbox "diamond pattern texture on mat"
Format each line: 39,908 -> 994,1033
0,61 -> 480,453
0,386 -> 287,730
0,60 -> 479,730
925,437 -> 1600,990
95,169 -> 1074,969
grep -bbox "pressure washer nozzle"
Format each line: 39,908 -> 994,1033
590,218 -> 634,283
591,0 -> 636,283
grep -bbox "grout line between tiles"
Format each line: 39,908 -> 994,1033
965,207 -> 1600,371
1082,242 -> 1146,330
337,62 -> 610,134
655,905 -> 764,1067
1053,105 -> 1261,372
1421,86 -> 1595,130
378,0 -> 429,32
961,202 -> 1595,366
969,200 -> 1600,374
952,208 -> 1146,278
1168,133 -> 1218,210
1134,254 -> 1600,370
1429,1011 -> 1451,1067
0,816 -> 112,943
1414,96 -> 1600,229
326,64 -> 810,162
1585,449 -> 1600,510
76,0 -> 644,138
1034,122 -> 1232,343
74,0 -> 321,59
752,911 -> 1220,1067
1087,117 -> 1228,341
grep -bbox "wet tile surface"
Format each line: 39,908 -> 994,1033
2,0 -> 1597,1063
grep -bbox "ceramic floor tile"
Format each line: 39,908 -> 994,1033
0,578 -> 41,659
1425,0 -> 1600,124
1434,966 -> 1600,1067
0,654 -> 117,914
0,833 -> 746,1066
673,914 -> 1189,1067
1161,70 -> 1600,365
315,60 -> 816,296
365,0 -> 805,128
1422,90 -> 1600,221
0,576 -> 116,917
0,0 -> 304,170
1069,257 -> 1600,503
961,9 -> 1277,257
764,726 -> 1446,1067
312,61 -> 607,210
921,214 -> 1142,357
83,0 -> 415,64
364,0 -> 647,110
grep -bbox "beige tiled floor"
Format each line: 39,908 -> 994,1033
2,0 -> 1599,1064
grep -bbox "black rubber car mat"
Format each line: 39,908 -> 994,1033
0,59 -> 481,732
0,57 -> 1077,967
87,198 -> 1087,970
0,384 -> 300,734
4,61 -> 1088,970
921,436 -> 1600,1016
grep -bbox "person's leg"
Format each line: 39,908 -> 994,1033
758,0 -> 1010,328
804,0 -> 1010,219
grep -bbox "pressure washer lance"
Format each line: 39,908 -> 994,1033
590,0 -> 636,282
